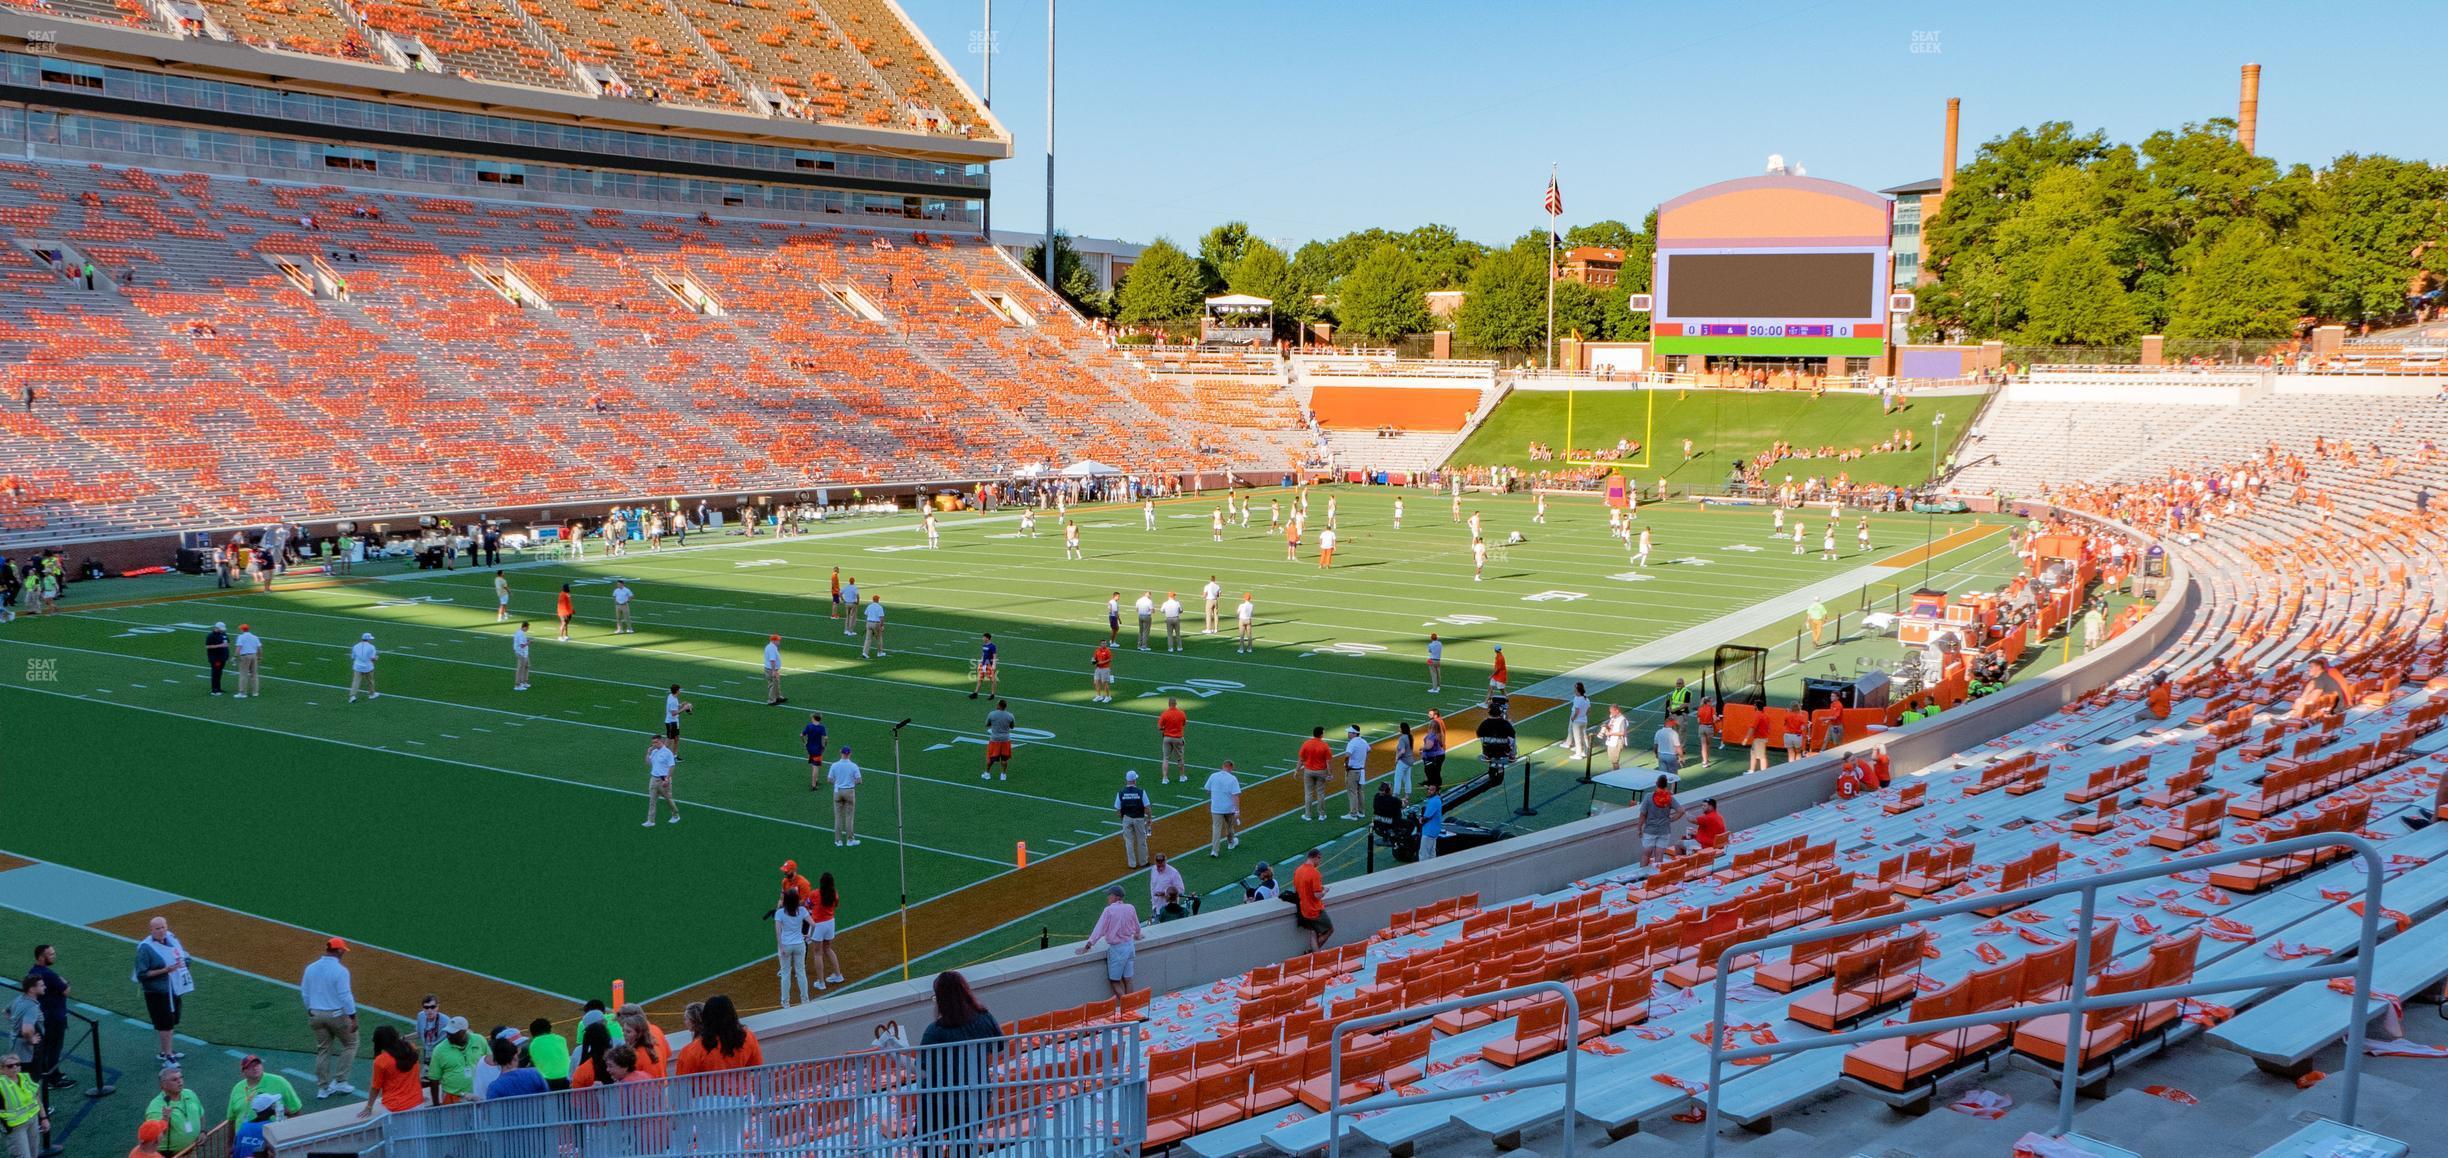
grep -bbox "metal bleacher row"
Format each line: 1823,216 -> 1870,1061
1067,416 -> 2448,1154
0,0 -> 991,133
0,160 -> 1312,544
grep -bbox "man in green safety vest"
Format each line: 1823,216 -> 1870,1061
0,1052 -> 48,1158
1665,679 -> 1692,718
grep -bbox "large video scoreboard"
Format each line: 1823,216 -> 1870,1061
1648,175 -> 1897,359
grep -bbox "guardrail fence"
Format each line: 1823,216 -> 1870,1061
333,1023 -> 1142,1158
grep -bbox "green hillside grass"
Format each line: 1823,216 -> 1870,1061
1447,388 -> 1988,487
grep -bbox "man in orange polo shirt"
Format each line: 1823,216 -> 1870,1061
1156,698 -> 1188,785
778,860 -> 814,907
1292,848 -> 1332,953
1489,646 -> 1508,693
1297,726 -> 1333,821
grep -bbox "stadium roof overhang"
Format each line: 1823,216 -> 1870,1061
10,15 -> 1013,166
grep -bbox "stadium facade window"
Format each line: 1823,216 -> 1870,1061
0,51 -> 987,192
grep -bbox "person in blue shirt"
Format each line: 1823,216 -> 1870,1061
800,713 -> 829,792
968,633 -> 999,699
231,1093 -> 281,1158
483,1037 -> 547,1100
1418,792 -> 1444,860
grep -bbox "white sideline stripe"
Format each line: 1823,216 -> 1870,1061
1515,560 -> 1899,700
0,847 -> 574,1010
0,676 -> 1016,871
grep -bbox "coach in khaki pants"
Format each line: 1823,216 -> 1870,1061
1340,725 -> 1370,820
828,750 -> 862,847
300,938 -> 358,1098
1114,771 -> 1152,869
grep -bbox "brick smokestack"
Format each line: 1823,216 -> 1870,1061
2238,63 -> 2261,154
1940,97 -> 1961,194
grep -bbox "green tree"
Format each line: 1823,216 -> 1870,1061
1114,238 -> 1206,327
1398,224 -> 1487,290
1599,277 -> 1651,341
2166,222 -> 2302,340
2302,153 -> 2448,324
1333,243 -> 1429,343
2021,235 -> 2141,345
1019,232 -> 1110,317
1454,246 -> 1547,354
1562,219 -> 1642,253
1196,221 -> 1254,290
1225,240 -> 1295,338
1552,278 -> 1607,345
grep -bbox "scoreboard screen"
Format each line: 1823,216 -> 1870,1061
1662,252 -> 1879,320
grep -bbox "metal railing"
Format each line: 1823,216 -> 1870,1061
322,1023 -> 1141,1158
1699,832 -> 2388,1156
0,976 -> 115,1158
1324,981 -> 1579,1158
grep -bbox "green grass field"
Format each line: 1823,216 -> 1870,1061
1448,387 -> 1985,486
0,488 -> 2022,1033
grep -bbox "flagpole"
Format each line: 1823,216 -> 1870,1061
1546,162 -> 1557,371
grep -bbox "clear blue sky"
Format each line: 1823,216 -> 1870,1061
898,0 -> 2436,250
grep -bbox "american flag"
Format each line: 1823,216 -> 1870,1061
1543,174 -> 1561,218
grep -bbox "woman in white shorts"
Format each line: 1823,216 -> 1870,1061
808,873 -> 844,987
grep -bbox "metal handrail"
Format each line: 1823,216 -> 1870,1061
1698,832 -> 2387,1155
1323,981 -> 1579,1158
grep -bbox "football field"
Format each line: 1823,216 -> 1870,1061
0,487 -> 2016,1031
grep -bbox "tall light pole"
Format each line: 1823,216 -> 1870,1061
891,717 -> 913,980
1922,410 -> 1945,587
1040,0 -> 1055,288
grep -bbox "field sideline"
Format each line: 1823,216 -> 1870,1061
0,487 -> 2010,1029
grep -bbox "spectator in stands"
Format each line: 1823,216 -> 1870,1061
673,997 -> 760,1074
917,971 -> 1001,1155
358,1027 -> 421,1118
145,1067 -> 202,1153
481,1036 -> 542,1100
1639,777 -> 1684,867
1245,862 -> 1280,903
1077,887 -> 1140,1000
130,1118 -> 170,1158
225,1055 -> 298,1125
2292,658 -> 2352,718
1147,853 -> 1184,920
231,1093 -> 278,1158
566,1021 -> 615,1089
1692,799 -> 1728,850
1292,848 -> 1332,952
423,1019 -> 480,1106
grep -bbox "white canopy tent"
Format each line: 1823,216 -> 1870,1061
1202,293 -> 1274,346
1061,459 -> 1122,477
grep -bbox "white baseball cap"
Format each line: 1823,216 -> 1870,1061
361,632 -> 375,640
1124,770 -> 1138,782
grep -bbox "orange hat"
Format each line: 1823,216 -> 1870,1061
769,634 -> 781,642
780,859 -> 797,873
139,1121 -> 169,1145
326,937 -> 349,953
